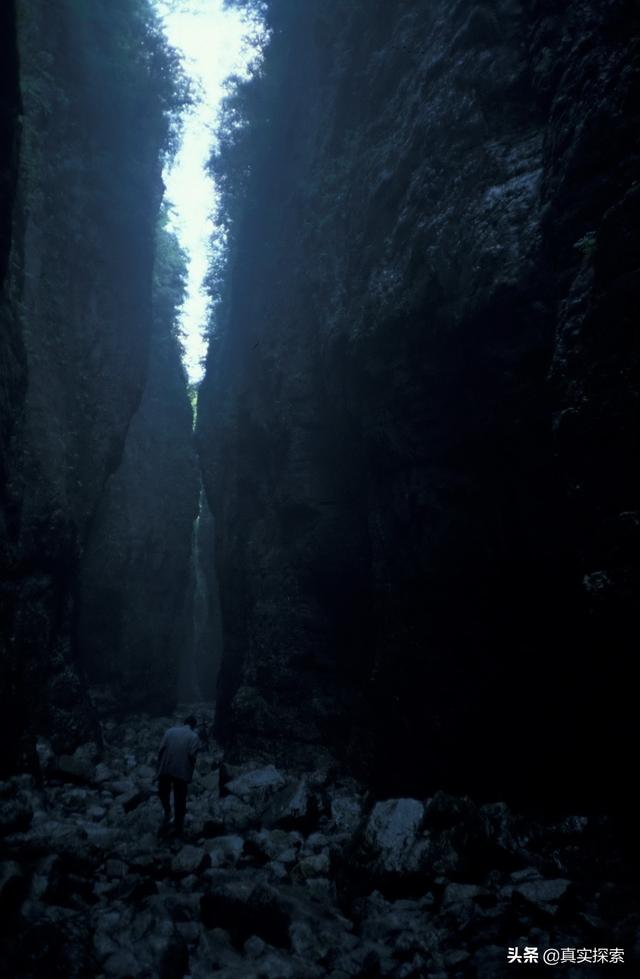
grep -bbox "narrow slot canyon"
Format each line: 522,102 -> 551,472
1,1 -> 638,977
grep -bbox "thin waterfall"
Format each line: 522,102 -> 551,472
177,490 -> 205,702
178,484 -> 222,703
191,488 -> 208,699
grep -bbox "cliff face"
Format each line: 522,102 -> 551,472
198,0 -> 639,800
0,0 -> 20,287
0,0 -> 23,535
0,0 -> 28,771
75,226 -> 199,716
0,1 -> 189,768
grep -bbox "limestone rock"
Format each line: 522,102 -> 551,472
225,766 -> 286,809
172,845 -> 211,876
514,878 -> 572,907
263,779 -> 312,830
363,799 -> 425,874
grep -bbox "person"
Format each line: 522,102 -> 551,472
157,715 -> 200,836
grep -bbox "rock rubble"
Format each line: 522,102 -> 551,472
1,707 -> 637,977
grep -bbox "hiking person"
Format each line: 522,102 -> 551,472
157,714 -> 200,836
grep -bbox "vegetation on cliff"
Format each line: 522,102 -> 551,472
197,0 -> 640,804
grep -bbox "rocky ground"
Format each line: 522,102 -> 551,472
0,705 -> 638,978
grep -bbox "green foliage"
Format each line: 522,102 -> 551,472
22,0 -> 190,154
223,0 -> 269,16
69,0 -> 191,159
204,4 -> 282,327
153,207 -> 193,419
154,203 -> 188,342
18,0 -> 192,258
12,0 -> 198,457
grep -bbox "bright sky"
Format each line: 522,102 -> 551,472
155,0 -> 261,383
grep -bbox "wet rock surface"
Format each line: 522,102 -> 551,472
1,707 -> 637,977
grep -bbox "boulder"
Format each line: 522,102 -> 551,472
291,853 -> 330,880
171,845 -> 211,876
442,883 -> 484,906
210,795 -> 256,833
203,835 -> 244,867
30,855 -> 62,902
330,796 -> 363,835
87,806 -> 107,821
363,799 -> 424,874
81,824 -> 120,852
265,861 -> 288,881
263,779 -> 313,830
244,934 -> 267,958
514,878 -> 572,907
224,766 -> 286,810
303,833 -> 328,854
477,801 -> 525,858
110,779 -> 136,796
57,752 -> 95,783
120,788 -> 150,814
94,763 -> 114,784
244,829 -> 302,865
510,867 -> 542,883
289,919 -> 333,962
104,950 -> 141,978
134,765 -> 156,780
191,925 -> 240,974
199,771 -> 220,794
59,786 -> 89,809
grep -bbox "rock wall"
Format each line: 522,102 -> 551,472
0,0 -> 20,286
0,0 -> 23,531
0,0 -> 29,772
197,0 -> 639,802
75,226 -> 199,715
0,0 -> 188,768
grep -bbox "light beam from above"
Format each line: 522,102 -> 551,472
155,0 -> 263,384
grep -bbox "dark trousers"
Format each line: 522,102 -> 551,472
158,775 -> 188,830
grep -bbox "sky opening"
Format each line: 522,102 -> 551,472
155,0 -> 263,384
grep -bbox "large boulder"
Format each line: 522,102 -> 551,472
262,779 -> 314,830
203,835 -> 245,868
171,845 -> 211,877
362,799 -> 425,875
210,795 -> 257,833
224,766 -> 286,810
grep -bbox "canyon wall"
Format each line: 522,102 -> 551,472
0,0 -> 193,768
0,0 -> 28,770
75,223 -> 199,716
198,0 -> 639,802
0,0 -> 20,286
